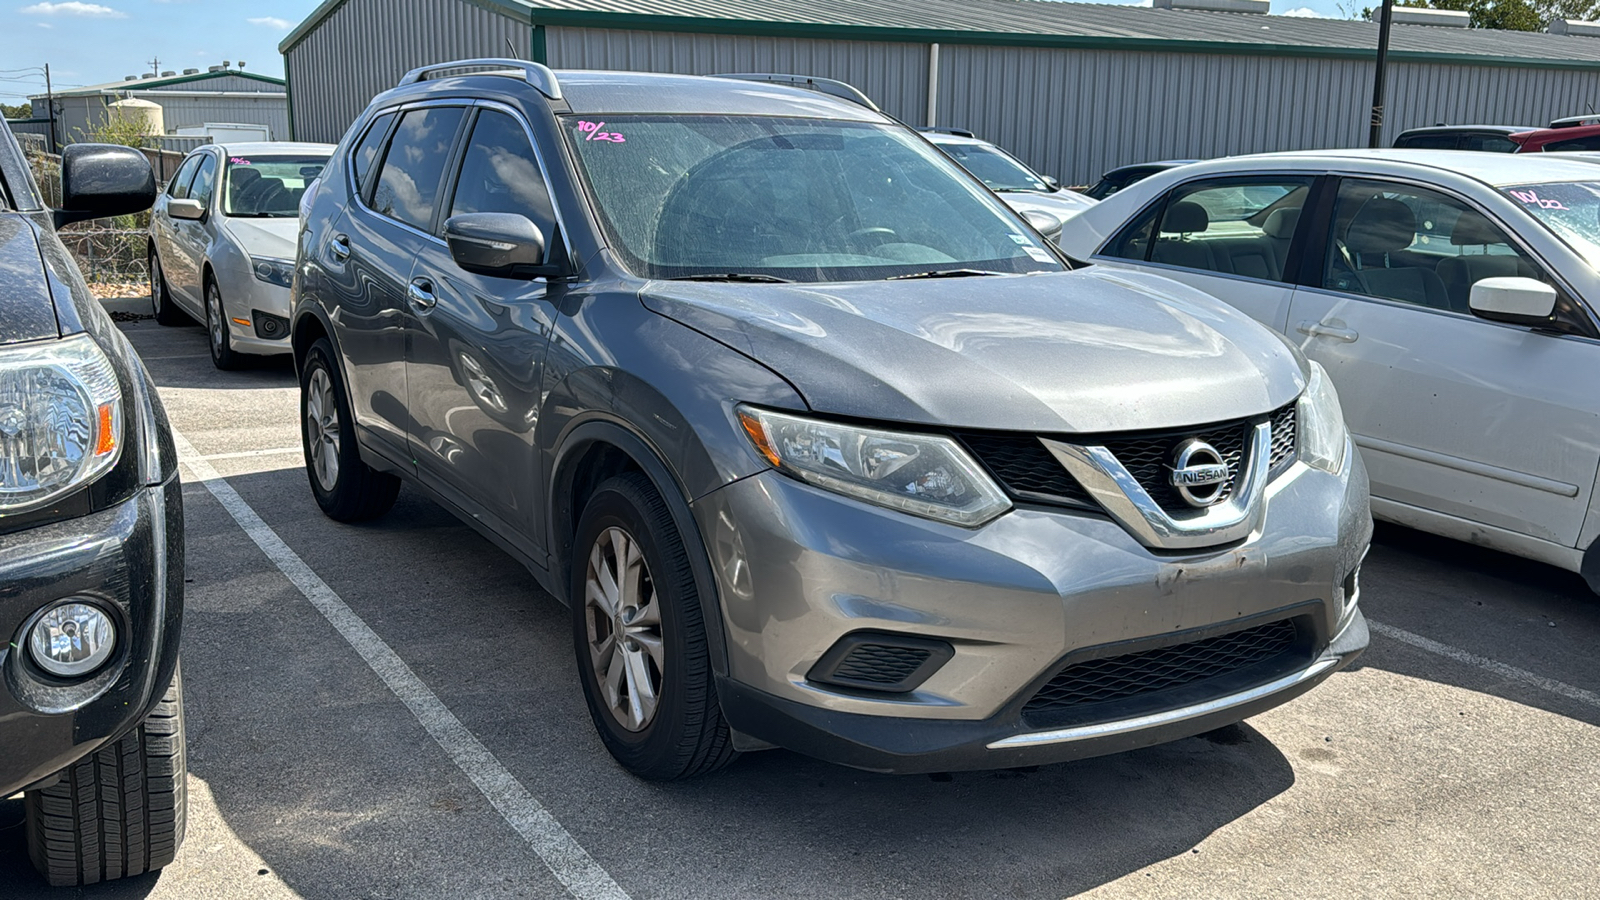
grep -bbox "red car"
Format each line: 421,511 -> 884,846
1510,117 -> 1600,153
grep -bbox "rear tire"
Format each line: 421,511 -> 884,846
571,472 -> 737,781
301,337 -> 400,522
206,280 -> 243,371
25,665 -> 187,887
149,247 -> 187,327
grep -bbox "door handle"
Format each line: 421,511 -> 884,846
408,278 -> 437,311
329,234 -> 351,261
1295,321 -> 1359,343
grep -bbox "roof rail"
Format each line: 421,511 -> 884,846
919,126 -> 978,139
1550,114 -> 1600,129
399,58 -> 562,100
710,74 -> 880,112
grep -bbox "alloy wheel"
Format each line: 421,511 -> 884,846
207,286 -> 225,356
584,526 -> 665,732
305,368 -> 341,492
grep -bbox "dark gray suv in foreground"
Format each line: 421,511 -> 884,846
293,62 -> 1371,779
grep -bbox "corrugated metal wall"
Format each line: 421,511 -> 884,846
544,26 -> 931,125
285,0 -> 531,143
151,95 -> 291,140
145,75 -> 283,94
939,45 -> 1600,186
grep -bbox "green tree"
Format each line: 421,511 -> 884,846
2,102 -> 33,120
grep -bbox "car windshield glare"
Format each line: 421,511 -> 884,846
564,115 -> 1064,283
938,143 -> 1050,193
224,155 -> 328,218
1503,182 -> 1600,266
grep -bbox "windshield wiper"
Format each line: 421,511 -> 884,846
888,269 -> 1007,281
666,273 -> 793,284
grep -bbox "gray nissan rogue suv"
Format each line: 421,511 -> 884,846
293,62 -> 1371,780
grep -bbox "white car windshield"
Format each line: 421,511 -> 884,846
564,115 -> 1064,283
224,155 -> 328,218
1502,182 -> 1600,265
935,142 -> 1051,194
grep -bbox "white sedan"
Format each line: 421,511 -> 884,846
921,130 -> 1096,242
148,142 -> 333,369
1059,149 -> 1600,590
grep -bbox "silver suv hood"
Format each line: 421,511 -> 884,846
641,269 -> 1306,434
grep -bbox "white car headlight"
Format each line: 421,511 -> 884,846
0,334 -> 123,513
252,256 -> 295,288
1298,362 -> 1348,474
737,406 -> 1011,527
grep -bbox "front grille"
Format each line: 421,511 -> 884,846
1099,422 -> 1248,513
1270,404 -> 1297,475
1023,619 -> 1299,720
831,644 -> 933,686
959,433 -> 1096,508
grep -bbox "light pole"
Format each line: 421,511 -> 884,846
1369,0 -> 1396,148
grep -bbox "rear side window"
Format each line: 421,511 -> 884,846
350,111 -> 396,197
1542,134 -> 1600,152
1461,134 -> 1518,153
448,110 -> 554,226
371,107 -> 465,231
188,154 -> 218,208
167,154 -> 202,198
1394,133 -> 1460,151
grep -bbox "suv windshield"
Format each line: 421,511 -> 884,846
564,115 -> 1064,283
935,142 -> 1050,193
1503,182 -> 1600,266
224,154 -> 328,217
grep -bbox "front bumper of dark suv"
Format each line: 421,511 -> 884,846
0,478 -> 184,797
693,443 -> 1370,774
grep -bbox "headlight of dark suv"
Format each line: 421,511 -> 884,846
0,334 -> 123,513
737,405 -> 1011,527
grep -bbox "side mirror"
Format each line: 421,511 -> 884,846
167,199 -> 206,221
1043,175 -> 1062,191
444,213 -> 558,280
53,143 -> 157,229
1469,276 -> 1558,326
1021,209 -> 1063,241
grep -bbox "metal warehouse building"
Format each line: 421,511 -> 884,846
282,0 -> 1600,184
27,68 -> 289,150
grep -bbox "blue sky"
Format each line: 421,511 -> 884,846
0,0 -> 1349,105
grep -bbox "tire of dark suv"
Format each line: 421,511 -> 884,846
301,337 -> 401,522
148,246 -> 187,327
571,472 -> 737,781
25,666 -> 187,887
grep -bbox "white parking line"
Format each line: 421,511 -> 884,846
172,429 -> 632,900
1369,620 -> 1600,711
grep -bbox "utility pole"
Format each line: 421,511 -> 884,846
43,63 -> 56,154
1369,0 -> 1396,148
147,57 -> 161,76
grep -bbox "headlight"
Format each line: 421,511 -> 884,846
252,256 -> 295,288
0,334 -> 123,513
737,406 -> 1011,527
1298,362 -> 1348,474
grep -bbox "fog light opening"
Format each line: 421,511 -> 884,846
26,601 -> 116,678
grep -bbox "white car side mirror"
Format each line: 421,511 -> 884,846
1021,209 -> 1062,241
1469,276 -> 1557,323
168,199 -> 206,221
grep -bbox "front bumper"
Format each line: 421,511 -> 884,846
693,450 -> 1371,774
220,265 -> 292,356
0,479 -> 184,796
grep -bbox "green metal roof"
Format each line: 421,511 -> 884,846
281,0 -> 1600,69
46,69 -> 287,99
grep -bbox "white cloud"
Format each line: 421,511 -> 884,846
20,2 -> 126,16
247,16 -> 292,29
1280,6 -> 1327,15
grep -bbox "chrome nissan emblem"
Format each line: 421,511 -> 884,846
1170,440 -> 1231,508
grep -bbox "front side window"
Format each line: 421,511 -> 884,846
167,154 -> 202,199
563,115 -> 1063,283
1136,178 -> 1311,282
224,155 -> 327,218
188,154 -> 218,209
935,142 -> 1050,194
371,106 -> 466,231
448,110 -> 554,226
1325,179 -> 1546,313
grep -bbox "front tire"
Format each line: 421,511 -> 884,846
206,280 -> 243,370
301,337 -> 400,522
148,247 -> 187,327
571,472 -> 736,781
25,666 -> 188,887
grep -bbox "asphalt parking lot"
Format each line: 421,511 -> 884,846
2,307 -> 1598,900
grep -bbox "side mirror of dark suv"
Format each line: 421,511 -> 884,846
444,212 -> 562,280
54,143 -> 157,228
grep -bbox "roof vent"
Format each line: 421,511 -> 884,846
1548,17 -> 1600,36
1375,6 -> 1470,26
161,71 -> 175,77
123,75 -> 138,82
237,61 -> 247,70
140,73 -> 156,79
183,68 -> 200,75
1153,0 -> 1270,12
208,66 -> 224,73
